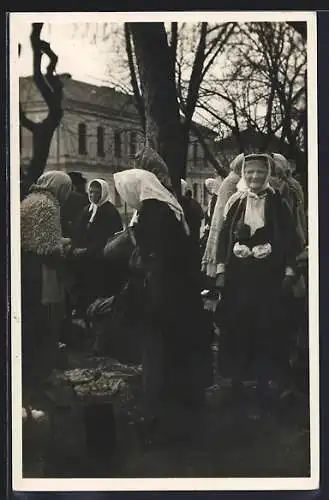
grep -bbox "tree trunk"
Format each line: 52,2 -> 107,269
129,23 -> 184,196
20,23 -> 63,198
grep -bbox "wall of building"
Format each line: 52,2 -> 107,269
20,78 -> 218,210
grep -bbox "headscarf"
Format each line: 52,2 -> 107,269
181,178 -> 188,196
30,170 -> 72,207
88,179 -> 111,223
201,154 -> 244,277
135,145 -> 172,188
224,153 -> 274,236
22,171 -> 72,304
236,153 -> 274,193
114,168 -> 190,235
205,177 -> 222,195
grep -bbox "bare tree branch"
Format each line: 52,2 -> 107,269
19,103 -> 36,132
124,23 -> 146,132
190,121 -> 227,177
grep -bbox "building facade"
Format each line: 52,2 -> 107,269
20,74 -> 218,212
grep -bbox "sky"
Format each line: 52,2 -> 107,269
18,23 -> 114,86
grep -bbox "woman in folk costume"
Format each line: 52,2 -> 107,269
114,168 -> 213,442
214,154 -> 301,409
128,145 -> 173,228
272,153 -> 307,248
20,171 -> 73,405
72,179 -> 123,311
202,153 -> 244,279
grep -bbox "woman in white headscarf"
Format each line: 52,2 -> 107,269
202,153 -> 244,278
21,171 -> 73,406
114,169 -> 213,442
214,154 -> 301,411
72,178 -> 123,311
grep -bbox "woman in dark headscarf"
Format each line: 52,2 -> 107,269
134,145 -> 172,189
20,171 -> 73,405
214,154 -> 301,410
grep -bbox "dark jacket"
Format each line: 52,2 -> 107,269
180,196 -> 204,246
217,190 -> 301,275
61,191 -> 89,238
73,201 -> 123,257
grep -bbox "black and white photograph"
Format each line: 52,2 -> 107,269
10,11 -> 319,492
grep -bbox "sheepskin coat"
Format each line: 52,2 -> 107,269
21,190 -> 66,304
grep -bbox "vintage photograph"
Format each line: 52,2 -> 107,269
10,11 -> 319,491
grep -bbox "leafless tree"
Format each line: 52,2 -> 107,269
20,23 -> 63,197
195,22 -> 307,174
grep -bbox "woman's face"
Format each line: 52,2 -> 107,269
89,182 -> 102,203
244,160 -> 268,193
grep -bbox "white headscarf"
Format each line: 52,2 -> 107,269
114,169 -> 190,235
224,154 -> 274,236
236,153 -> 273,193
205,177 -> 222,195
181,178 -> 188,196
88,178 -> 111,223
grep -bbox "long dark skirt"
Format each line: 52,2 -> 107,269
141,268 -> 213,435
21,253 -> 65,404
215,256 -> 286,386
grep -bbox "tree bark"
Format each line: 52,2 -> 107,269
129,22 -> 184,196
20,23 -> 63,196
124,24 -> 146,133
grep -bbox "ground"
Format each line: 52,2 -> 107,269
22,345 -> 310,479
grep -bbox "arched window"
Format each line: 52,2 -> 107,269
97,126 -> 105,157
78,123 -> 87,155
114,131 -> 122,158
192,142 -> 198,166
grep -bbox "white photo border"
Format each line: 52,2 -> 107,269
10,10 -> 319,492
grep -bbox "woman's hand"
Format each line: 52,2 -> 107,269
215,272 -> 225,290
296,247 -> 308,269
61,237 -> 71,247
72,247 -> 88,257
252,243 -> 272,259
233,242 -> 252,259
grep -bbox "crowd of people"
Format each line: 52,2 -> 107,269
20,145 -> 309,443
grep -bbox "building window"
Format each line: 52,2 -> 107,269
78,123 -> 87,155
97,126 -> 105,157
192,142 -> 198,166
130,131 -> 137,157
193,182 -> 198,201
114,131 -> 122,158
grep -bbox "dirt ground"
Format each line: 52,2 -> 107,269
22,348 -> 310,479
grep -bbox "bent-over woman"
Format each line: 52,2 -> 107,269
114,168 -> 213,441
